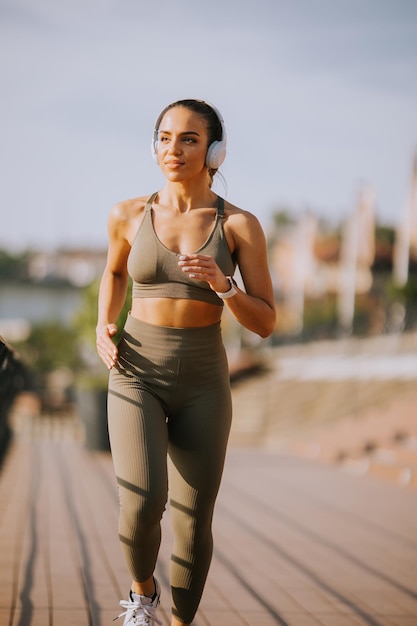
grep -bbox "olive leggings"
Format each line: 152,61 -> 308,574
107,315 -> 232,624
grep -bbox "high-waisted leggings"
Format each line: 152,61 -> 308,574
107,315 -> 232,624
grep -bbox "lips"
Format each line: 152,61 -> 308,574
165,160 -> 184,168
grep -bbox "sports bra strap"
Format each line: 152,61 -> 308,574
217,196 -> 224,218
145,192 -> 158,212
145,192 -> 224,216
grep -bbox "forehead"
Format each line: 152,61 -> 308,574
159,106 -> 208,133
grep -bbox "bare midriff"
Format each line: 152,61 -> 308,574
130,297 -> 223,328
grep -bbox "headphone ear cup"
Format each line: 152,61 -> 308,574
205,103 -> 227,168
151,138 -> 158,162
206,140 -> 226,169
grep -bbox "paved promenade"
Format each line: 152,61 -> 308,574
1,332 -> 417,625
230,333 -> 417,488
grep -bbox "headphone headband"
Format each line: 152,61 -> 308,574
151,99 -> 227,169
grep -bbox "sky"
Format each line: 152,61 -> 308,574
1,0 -> 417,250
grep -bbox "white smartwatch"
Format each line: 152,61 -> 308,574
215,276 -> 238,299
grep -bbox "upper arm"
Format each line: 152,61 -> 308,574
230,211 -> 275,308
103,202 -> 133,280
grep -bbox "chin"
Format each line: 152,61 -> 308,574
164,171 -> 191,183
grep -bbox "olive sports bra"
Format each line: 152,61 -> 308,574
127,192 -> 237,306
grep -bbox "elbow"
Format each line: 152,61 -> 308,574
259,325 -> 275,339
258,308 -> 276,339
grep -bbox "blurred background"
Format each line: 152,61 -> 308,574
1,0 -> 417,485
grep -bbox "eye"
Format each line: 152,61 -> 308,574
159,135 -> 169,143
183,136 -> 197,144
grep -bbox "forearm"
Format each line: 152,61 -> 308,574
224,286 -> 276,338
97,269 -> 129,329
177,252 -> 276,337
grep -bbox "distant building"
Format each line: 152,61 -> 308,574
28,248 -> 107,286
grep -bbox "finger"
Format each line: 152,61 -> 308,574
108,324 -> 118,337
98,347 -> 115,369
179,253 -> 211,260
105,350 -> 118,370
97,336 -> 118,369
178,261 -> 214,275
108,345 -> 118,366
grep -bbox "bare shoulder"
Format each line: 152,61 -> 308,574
109,194 -> 149,222
223,199 -> 265,245
108,194 -> 152,243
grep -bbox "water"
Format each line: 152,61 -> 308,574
0,282 -> 83,328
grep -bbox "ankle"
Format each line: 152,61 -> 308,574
131,576 -> 155,598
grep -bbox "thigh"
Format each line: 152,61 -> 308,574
108,367 -> 169,498
168,375 -> 232,510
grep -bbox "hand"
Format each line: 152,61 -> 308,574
96,323 -> 119,369
178,254 -> 230,292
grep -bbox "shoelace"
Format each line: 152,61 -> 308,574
113,598 -> 162,625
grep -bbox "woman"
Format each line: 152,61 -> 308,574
96,99 -> 276,626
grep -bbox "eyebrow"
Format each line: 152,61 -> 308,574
158,130 -> 201,137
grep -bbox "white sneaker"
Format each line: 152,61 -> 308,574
114,578 -> 162,625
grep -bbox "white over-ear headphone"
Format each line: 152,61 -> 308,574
151,100 -> 227,169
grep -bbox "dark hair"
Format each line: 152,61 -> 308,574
154,99 -> 224,186
154,99 -> 223,147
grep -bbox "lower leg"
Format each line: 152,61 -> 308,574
131,579 -> 190,625
131,576 -> 156,597
108,386 -> 169,596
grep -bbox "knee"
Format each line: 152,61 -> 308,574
171,500 -> 214,544
121,490 -> 167,532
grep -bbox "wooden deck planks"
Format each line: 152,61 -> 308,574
215,449 -> 417,626
0,435 -> 416,626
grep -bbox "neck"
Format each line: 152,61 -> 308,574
158,181 -> 217,212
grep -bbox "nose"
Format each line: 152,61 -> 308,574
167,137 -> 182,155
